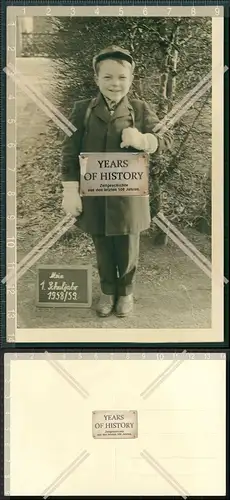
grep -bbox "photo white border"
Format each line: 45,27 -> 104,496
5,6 -> 225,343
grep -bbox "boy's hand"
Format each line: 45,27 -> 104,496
121,127 -> 142,149
62,181 -> 82,217
121,127 -> 158,153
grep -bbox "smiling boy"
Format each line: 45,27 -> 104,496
61,46 -> 173,318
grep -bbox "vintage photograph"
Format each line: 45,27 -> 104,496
11,11 -> 224,340
5,352 -> 226,496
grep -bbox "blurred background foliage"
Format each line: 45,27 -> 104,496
21,16 -> 212,234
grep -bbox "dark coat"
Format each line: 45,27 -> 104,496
61,93 -> 173,235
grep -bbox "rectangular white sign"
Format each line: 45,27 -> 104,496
92,410 -> 138,439
79,153 -> 149,196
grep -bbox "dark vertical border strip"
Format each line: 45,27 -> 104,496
224,10 -> 230,500
224,8 -> 229,349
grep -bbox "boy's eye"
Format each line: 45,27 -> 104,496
103,75 -> 127,79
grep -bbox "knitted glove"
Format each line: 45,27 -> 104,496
62,181 -> 82,217
121,127 -> 158,153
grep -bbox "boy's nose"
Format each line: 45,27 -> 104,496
111,79 -> 120,87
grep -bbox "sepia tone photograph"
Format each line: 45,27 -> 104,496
9,10 -> 224,341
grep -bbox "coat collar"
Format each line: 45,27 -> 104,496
92,92 -> 134,122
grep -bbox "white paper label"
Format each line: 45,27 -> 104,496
92,410 -> 138,439
79,153 -> 149,196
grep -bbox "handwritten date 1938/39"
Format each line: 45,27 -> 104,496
47,291 -> 78,302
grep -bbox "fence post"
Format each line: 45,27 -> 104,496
16,17 -> 34,57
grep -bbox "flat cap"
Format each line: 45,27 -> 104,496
93,45 -> 135,71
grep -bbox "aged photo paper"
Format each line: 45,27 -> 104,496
5,352 -> 226,496
5,5 -> 225,343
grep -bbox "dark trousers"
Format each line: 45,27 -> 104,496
92,234 -> 140,296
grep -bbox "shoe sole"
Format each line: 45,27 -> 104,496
115,310 -> 133,318
97,312 -> 113,318
96,307 -> 115,318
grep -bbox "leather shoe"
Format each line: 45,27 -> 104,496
115,294 -> 134,317
96,293 -> 115,317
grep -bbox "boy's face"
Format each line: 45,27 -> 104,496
95,59 -> 133,103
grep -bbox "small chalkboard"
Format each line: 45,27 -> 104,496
36,265 -> 92,308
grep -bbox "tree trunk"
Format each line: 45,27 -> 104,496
151,20 -> 181,244
158,20 -> 180,118
167,46 -> 179,110
166,24 -> 180,111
